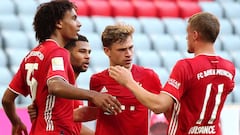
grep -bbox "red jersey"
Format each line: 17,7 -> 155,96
89,64 -> 162,135
163,54 -> 235,135
72,100 -> 84,135
9,40 -> 76,135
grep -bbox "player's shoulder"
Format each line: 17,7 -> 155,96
132,64 -> 157,76
176,55 -> 208,66
34,40 -> 67,55
217,56 -> 235,73
91,69 -> 108,79
218,56 -> 234,65
133,64 -> 150,71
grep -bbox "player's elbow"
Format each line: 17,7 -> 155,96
2,89 -> 18,108
151,98 -> 172,114
151,104 -> 163,114
152,109 -> 161,114
152,92 -> 174,114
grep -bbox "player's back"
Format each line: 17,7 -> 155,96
176,54 -> 235,135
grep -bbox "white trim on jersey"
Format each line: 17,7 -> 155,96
44,95 -> 56,131
47,75 -> 69,84
8,86 -> 23,96
161,91 -> 180,135
168,102 -> 180,135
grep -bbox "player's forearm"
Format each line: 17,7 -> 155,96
73,106 -> 97,122
2,103 -> 21,125
125,80 -> 160,110
125,80 -> 169,114
2,90 -> 21,125
47,77 -> 96,101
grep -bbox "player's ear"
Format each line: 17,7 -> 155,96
56,20 -> 63,29
103,47 -> 110,57
192,30 -> 199,41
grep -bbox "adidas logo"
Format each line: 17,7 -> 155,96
100,86 -> 108,93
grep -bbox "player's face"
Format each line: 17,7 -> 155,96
104,36 -> 134,69
69,41 -> 91,73
186,24 -> 195,53
60,8 -> 81,41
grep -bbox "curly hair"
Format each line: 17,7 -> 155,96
64,34 -> 88,50
33,0 -> 75,42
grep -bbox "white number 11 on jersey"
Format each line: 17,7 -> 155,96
196,83 -> 224,125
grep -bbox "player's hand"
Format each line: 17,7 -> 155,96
27,103 -> 37,123
91,91 -> 122,115
12,119 -> 28,135
108,66 -> 134,86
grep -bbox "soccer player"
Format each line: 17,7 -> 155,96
28,34 -> 94,135
74,23 -> 162,135
1,1 -> 121,135
64,34 -> 95,135
109,12 -> 236,135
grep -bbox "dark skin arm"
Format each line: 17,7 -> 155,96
28,77 -> 121,124
47,77 -> 122,114
2,89 -> 28,135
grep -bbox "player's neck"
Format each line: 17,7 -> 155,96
50,34 -> 67,48
74,72 -> 80,79
194,42 -> 215,56
110,63 -> 133,70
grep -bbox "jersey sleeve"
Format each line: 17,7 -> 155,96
9,61 -> 29,96
162,60 -> 189,102
226,61 -> 235,92
46,48 -> 73,82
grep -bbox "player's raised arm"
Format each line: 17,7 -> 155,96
109,66 -> 173,114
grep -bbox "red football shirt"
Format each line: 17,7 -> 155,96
9,40 -> 76,135
163,54 -> 235,135
89,64 -> 162,135
72,100 -> 84,135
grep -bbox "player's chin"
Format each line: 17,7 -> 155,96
70,32 -> 79,40
123,63 -> 132,69
73,34 -> 78,40
82,68 -> 88,72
